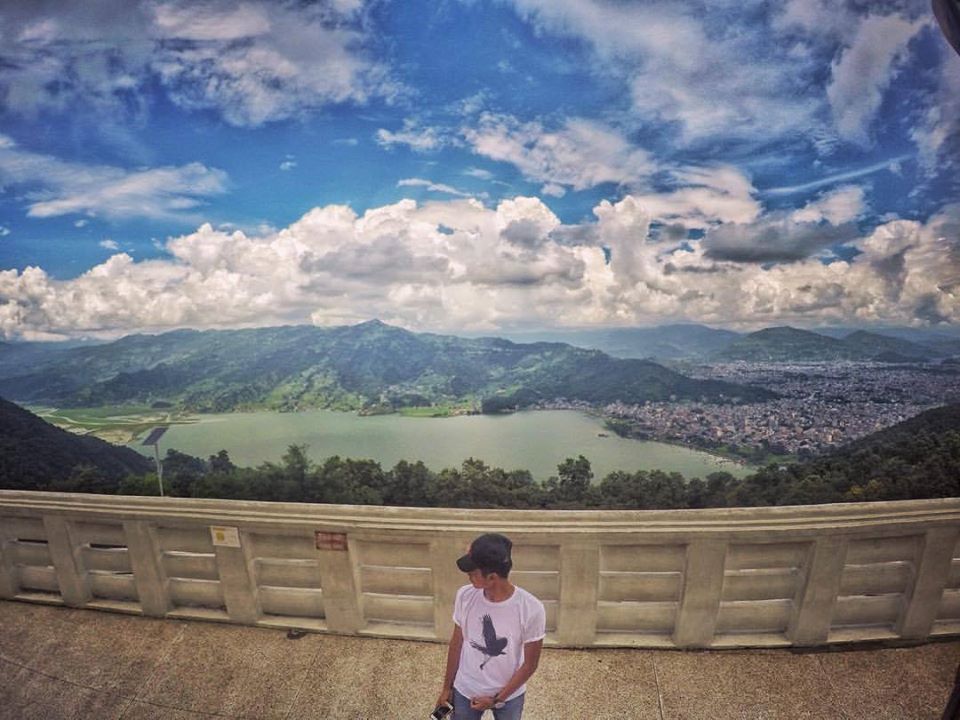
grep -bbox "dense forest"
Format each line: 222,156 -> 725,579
0,397 -> 151,493
3,398 -> 959,509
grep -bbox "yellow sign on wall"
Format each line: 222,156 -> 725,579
210,525 -> 241,548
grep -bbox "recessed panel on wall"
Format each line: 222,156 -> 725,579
716,542 -> 807,640
596,544 -> 685,639
830,535 -> 920,639
249,532 -> 325,623
356,539 -> 433,632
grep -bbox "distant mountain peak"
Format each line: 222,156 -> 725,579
718,325 -> 856,361
750,326 -> 827,338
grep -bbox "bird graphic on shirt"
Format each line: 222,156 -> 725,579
470,614 -> 508,670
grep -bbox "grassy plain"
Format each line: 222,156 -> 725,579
30,406 -> 197,445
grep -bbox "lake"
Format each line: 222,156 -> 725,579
131,409 -> 752,481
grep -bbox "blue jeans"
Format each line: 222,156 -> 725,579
453,688 -> 525,720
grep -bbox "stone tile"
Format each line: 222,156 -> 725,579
3,601 -> 960,720
137,621 -> 325,719
18,605 -> 184,696
524,647 -> 661,720
119,701 -> 230,719
815,642 -> 960,720
0,600 -> 70,666
0,659 -> 129,720
655,649 -> 838,720
287,634 -> 447,719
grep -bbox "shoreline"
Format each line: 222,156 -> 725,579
32,403 -> 762,474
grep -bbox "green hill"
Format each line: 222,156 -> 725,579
716,326 -> 865,361
726,403 -> 960,506
716,326 -> 941,363
0,320 -> 774,413
840,330 -> 937,361
496,324 -> 741,359
0,397 -> 152,491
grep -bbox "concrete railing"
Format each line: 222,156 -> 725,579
2,491 -> 960,649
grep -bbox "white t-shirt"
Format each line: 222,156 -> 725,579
453,584 -> 546,702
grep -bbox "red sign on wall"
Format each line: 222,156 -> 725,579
315,531 -> 348,551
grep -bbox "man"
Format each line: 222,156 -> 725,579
435,533 -> 546,719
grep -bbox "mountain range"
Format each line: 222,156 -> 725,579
0,320 -> 773,413
715,327 -> 941,362
504,324 -> 954,362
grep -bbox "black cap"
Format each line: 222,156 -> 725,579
456,533 -> 513,575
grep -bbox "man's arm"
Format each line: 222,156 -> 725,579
436,624 -> 463,707
471,639 -> 543,710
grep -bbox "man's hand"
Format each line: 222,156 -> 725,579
470,695 -> 496,711
434,687 -> 452,710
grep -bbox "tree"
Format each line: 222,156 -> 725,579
208,450 -> 236,475
282,444 -> 311,486
163,449 -> 206,496
384,460 -> 436,507
552,455 -> 593,505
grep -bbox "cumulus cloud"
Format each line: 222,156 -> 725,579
826,13 -> 927,145
702,186 -> 866,263
626,166 -> 761,228
2,195 -> 958,339
792,185 -> 866,224
463,114 -> 655,192
0,135 -> 228,221
99,239 -> 120,251
0,0 -> 396,127
703,219 -> 860,264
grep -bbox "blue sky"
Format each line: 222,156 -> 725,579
0,0 -> 958,339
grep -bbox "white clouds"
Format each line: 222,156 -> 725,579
464,167 -> 494,181
397,178 -> 477,199
151,7 -> 393,127
765,156 -> 910,196
504,0 -> 946,165
151,3 -> 272,41
3,195 -> 958,339
280,159 -> 297,171
380,114 -> 657,194
0,0 -> 396,127
99,239 -> 120,251
826,13 -> 927,146
463,114 -> 655,192
507,0 -> 818,144
792,185 -> 866,225
0,226 -> 9,237
911,49 -> 960,169
627,166 -> 761,228
376,120 -> 447,152
700,186 -> 866,264
0,135 -> 228,221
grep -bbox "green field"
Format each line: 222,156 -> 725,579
28,405 -> 197,444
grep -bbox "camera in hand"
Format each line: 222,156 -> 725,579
430,701 -> 453,719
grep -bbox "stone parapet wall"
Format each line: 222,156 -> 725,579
2,491 -> 960,649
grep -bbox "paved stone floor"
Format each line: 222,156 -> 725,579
1,600 -> 958,719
